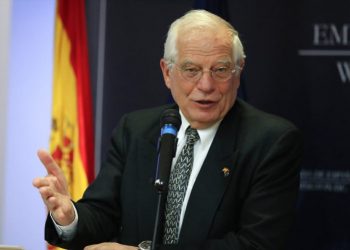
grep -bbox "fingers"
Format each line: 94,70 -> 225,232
33,174 -> 69,204
32,175 -> 56,188
33,176 -> 59,209
34,177 -> 75,225
37,149 -> 61,176
32,175 -> 60,192
39,187 -> 57,210
37,183 -> 63,212
34,148 -> 75,225
36,148 -> 69,195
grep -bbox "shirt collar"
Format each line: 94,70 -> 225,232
178,110 -> 222,143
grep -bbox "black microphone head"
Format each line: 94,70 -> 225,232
160,108 -> 181,130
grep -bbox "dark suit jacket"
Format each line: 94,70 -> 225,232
46,99 -> 303,250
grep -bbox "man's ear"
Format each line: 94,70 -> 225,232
233,59 -> 245,78
160,59 -> 171,89
238,59 -> 245,75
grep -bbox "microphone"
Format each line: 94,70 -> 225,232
154,108 -> 181,192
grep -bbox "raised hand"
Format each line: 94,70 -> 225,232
32,149 -> 75,226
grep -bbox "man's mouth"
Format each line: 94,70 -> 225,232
195,100 -> 216,106
197,100 -> 214,104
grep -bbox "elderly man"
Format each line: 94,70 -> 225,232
33,9 -> 302,250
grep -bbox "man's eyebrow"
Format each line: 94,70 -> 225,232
179,59 -> 232,67
180,59 -> 195,65
216,59 -> 233,65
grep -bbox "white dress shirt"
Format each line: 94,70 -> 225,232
175,111 -> 221,232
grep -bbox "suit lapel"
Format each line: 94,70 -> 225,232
179,104 -> 241,244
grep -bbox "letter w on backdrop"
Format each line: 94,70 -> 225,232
49,0 -> 95,249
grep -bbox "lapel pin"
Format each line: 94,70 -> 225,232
222,167 -> 230,177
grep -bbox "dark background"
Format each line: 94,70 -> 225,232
86,1 -> 350,249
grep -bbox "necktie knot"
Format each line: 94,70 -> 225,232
185,127 -> 199,145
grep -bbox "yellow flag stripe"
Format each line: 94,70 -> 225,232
50,8 -> 88,201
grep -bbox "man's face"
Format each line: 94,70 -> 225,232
160,28 -> 242,129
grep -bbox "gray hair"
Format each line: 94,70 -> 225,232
163,9 -> 246,66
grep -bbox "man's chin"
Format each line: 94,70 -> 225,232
187,114 -> 220,129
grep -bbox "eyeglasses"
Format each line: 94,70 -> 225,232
174,64 -> 241,83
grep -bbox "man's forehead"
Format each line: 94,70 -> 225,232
176,46 -> 233,64
178,28 -> 230,46
177,31 -> 232,56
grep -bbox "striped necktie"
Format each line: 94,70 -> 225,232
163,126 -> 199,244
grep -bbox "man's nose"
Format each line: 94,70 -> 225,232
196,71 -> 216,92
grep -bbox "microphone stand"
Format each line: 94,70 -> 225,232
151,182 -> 168,250
151,132 -> 177,250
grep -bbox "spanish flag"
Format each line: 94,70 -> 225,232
49,0 -> 94,248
